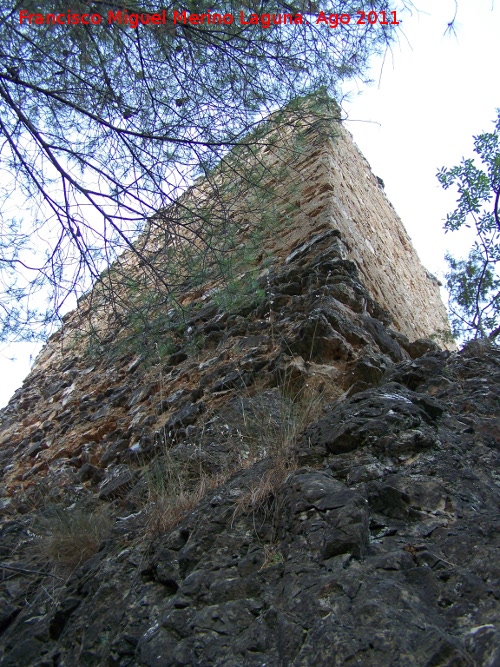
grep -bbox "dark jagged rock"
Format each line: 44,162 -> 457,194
0,102 -> 495,666
0,342 -> 497,666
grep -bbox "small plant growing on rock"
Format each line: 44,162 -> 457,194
33,506 -> 112,571
232,381 -> 323,518
142,449 -> 227,536
260,545 -> 285,570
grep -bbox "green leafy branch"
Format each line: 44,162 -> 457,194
437,110 -> 500,341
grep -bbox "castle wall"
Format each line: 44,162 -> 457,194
1,94 -> 452,440
179,107 -> 450,343
321,125 -> 448,340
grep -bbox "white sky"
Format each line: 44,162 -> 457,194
341,0 -> 499,273
0,0 -> 498,408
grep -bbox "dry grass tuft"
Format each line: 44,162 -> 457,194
143,365 -> 325,536
238,383 -> 323,461
143,450 -> 229,536
33,507 -> 112,570
232,449 -> 296,518
233,383 -> 323,518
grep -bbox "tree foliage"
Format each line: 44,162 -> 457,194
437,110 -> 500,341
0,0 -> 421,341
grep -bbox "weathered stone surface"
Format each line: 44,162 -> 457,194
281,470 -> 370,559
0,599 -> 18,633
1,99 -> 492,667
165,402 -> 206,433
98,464 -> 135,500
0,342 -> 497,666
304,383 -> 443,456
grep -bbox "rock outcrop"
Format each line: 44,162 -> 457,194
1,95 -> 497,667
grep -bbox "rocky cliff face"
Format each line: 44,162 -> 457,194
1,98 -> 497,667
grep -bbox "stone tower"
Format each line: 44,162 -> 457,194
6,96 -> 499,667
